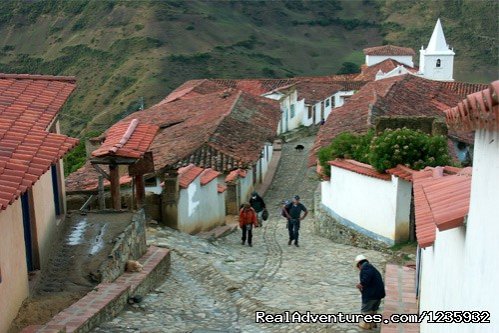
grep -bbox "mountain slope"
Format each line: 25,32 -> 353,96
0,0 -> 496,138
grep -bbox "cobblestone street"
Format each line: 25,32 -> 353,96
94,136 -> 389,333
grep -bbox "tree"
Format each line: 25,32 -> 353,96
336,61 -> 360,75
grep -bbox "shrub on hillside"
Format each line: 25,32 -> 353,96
368,128 -> 450,172
318,132 -> 364,177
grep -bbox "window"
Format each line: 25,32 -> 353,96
436,59 -> 441,68
308,106 -> 313,119
325,98 -> 330,107
290,104 -> 295,118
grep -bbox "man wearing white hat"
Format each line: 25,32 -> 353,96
355,255 -> 385,330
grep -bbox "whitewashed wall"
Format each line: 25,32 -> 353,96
239,170 -> 254,205
419,52 -> 454,81
366,55 -> 414,67
255,144 -> 273,185
334,91 -> 355,108
0,200 -> 29,333
419,129 -> 499,333
322,165 -> 411,245
177,175 -> 225,233
302,105 -> 314,127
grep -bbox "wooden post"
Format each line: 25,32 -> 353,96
135,174 -> 145,208
109,164 -> 121,210
98,175 -> 105,210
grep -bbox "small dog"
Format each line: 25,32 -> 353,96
295,144 -> 304,151
125,260 -> 143,272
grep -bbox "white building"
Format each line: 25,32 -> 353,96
419,18 -> 455,81
320,159 -> 413,246
415,81 -> 499,333
363,44 -> 416,68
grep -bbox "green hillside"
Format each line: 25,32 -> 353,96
0,0 -> 497,138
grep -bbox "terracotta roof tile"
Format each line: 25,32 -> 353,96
413,166 -> 472,248
119,89 -> 280,172
0,74 -> 78,210
311,75 -> 488,166
92,119 -> 159,159
328,159 -> 391,181
445,80 -> 499,131
386,164 -> 416,182
225,168 -> 247,183
178,164 -> 204,189
200,168 -> 220,186
355,59 -> 417,81
217,184 -> 227,193
295,82 -> 344,103
363,45 -> 416,56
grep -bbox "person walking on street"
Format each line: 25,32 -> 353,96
239,203 -> 258,247
355,255 -> 386,330
283,195 -> 307,247
249,191 -> 266,227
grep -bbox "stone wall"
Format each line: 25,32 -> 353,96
313,187 -> 392,253
98,210 -> 147,282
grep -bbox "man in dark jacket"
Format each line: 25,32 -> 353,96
249,191 -> 266,227
283,195 -> 307,247
355,254 -> 385,330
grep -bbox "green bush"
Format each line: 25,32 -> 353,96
368,128 -> 450,172
317,128 -> 451,177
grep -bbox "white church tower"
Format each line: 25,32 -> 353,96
419,19 -> 455,81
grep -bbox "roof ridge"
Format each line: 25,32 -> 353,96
0,73 -> 76,82
109,119 -> 139,154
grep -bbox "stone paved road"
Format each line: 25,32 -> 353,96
94,136 -> 389,333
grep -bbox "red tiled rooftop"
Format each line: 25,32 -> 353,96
445,80 -> 499,131
0,73 -> 76,131
355,58 -> 417,81
64,161 -> 133,193
295,82 -> 344,103
0,74 -> 78,210
413,166 -> 472,248
178,164 -> 204,189
199,168 -> 220,186
310,74 -> 487,166
119,89 -> 280,172
92,119 -> 159,159
363,45 -> 416,56
217,184 -> 227,193
328,159 -> 391,181
225,169 -> 247,183
386,165 -> 416,182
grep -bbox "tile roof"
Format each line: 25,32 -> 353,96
413,166 -> 472,248
64,161 -> 132,193
310,74 -> 488,166
363,45 -> 416,56
217,184 -> 227,193
200,168 -> 220,186
445,80 -> 499,131
328,159 -> 391,181
386,164 -> 416,182
212,78 -> 295,96
0,74 -> 76,131
355,59 -> 417,81
159,79 -> 227,104
119,89 -> 280,172
295,82 -> 344,103
178,164 -> 204,189
0,74 -> 78,209
91,119 -> 159,159
225,168 -> 247,183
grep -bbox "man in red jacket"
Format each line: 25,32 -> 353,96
239,203 -> 258,247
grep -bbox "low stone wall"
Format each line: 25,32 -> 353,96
98,210 -> 147,283
313,188 -> 392,253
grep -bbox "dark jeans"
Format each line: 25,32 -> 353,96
288,219 -> 300,243
241,225 -> 253,245
361,299 -> 381,313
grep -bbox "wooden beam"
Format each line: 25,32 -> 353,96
90,156 -> 137,165
92,164 -> 110,180
135,174 -> 145,208
109,164 -> 121,210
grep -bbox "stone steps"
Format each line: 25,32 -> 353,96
21,246 -> 170,333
